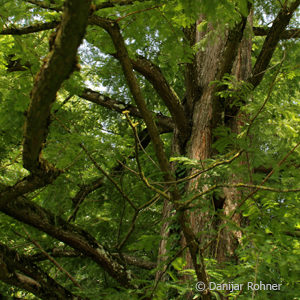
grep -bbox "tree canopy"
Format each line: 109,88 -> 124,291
0,0 -> 299,299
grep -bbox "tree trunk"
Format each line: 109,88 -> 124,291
157,10 -> 253,295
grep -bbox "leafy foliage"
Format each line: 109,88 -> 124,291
0,0 -> 299,299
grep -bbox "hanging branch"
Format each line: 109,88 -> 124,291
246,52 -> 286,137
27,247 -> 158,269
117,210 -> 139,250
28,248 -> 82,261
155,150 -> 244,185
117,253 -> 157,270
90,16 -> 210,285
24,0 -> 152,13
151,244 -> 188,296
52,114 -> 138,210
183,183 -> 300,210
0,194 -> 134,288
116,4 -> 162,22
101,19 -> 210,284
95,0 -> 152,11
80,143 -> 138,211
3,20 -> 298,42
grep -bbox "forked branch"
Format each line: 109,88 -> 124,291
253,26 -> 300,39
249,0 -> 300,88
120,55 -> 190,141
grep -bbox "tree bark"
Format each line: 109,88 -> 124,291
156,9 -> 253,298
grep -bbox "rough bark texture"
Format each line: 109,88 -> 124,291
156,3 -> 299,298
90,16 -> 212,288
23,0 -> 90,174
216,19 -> 253,263
174,14 -> 249,274
154,12 -> 251,298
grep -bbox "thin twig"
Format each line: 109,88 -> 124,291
135,129 -> 160,169
53,114 -> 138,210
124,111 -> 170,200
53,94 -> 73,114
116,159 -> 139,176
117,196 -> 126,245
155,150 -> 243,185
23,227 -> 81,289
246,51 -> 286,137
116,5 -> 162,22
230,141 -> 300,220
151,245 -> 188,297
117,210 -> 139,250
182,181 -> 300,210
81,144 -> 138,211
138,192 -> 163,211
24,0 -> 61,12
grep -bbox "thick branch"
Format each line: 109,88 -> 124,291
25,0 -> 150,12
284,230 -> 300,238
71,178 -> 103,207
89,17 -> 212,285
126,55 -> 190,141
28,248 -> 82,261
89,16 -> 173,179
0,243 -> 82,300
216,11 -> 249,80
79,88 -> 174,133
117,253 -> 157,270
0,196 -> 134,288
95,0 -> 151,10
0,21 -> 59,35
22,0 -> 90,173
5,17 -> 297,44
249,1 -> 300,88
253,26 -> 300,39
0,172 -> 61,208
25,0 -> 62,11
28,248 -> 157,270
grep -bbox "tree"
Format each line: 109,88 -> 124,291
0,0 -> 299,299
